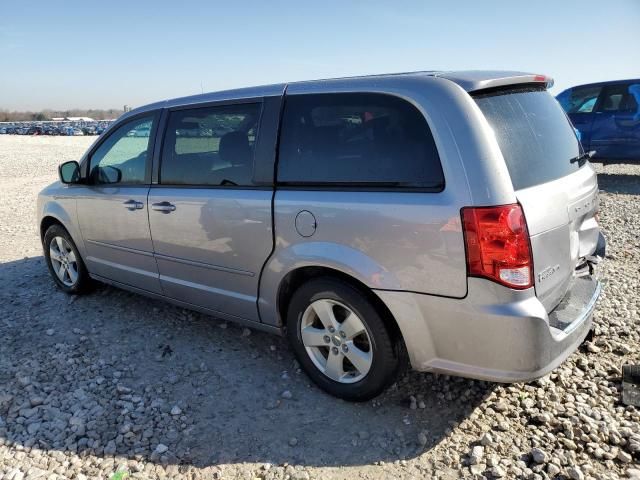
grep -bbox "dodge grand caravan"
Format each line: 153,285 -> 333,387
39,71 -> 605,401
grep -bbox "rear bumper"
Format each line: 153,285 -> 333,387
375,275 -> 600,383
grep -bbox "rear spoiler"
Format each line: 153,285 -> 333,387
435,71 -> 554,93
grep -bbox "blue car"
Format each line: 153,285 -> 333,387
557,79 -> 640,161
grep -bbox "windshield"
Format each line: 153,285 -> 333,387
474,87 -> 582,190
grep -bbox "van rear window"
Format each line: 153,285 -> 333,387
474,87 -> 583,190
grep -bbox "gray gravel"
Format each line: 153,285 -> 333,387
0,136 -> 638,479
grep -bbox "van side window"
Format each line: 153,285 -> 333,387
160,104 -> 261,186
278,93 -> 444,189
89,116 -> 154,185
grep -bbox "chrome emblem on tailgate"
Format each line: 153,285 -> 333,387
568,193 -> 598,221
538,264 -> 560,282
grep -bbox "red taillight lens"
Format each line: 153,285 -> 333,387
461,204 -> 533,289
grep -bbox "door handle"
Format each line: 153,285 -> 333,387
151,201 -> 176,213
123,199 -> 144,211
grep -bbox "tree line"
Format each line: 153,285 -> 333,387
0,108 -> 124,122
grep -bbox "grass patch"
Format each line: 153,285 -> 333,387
109,471 -> 130,480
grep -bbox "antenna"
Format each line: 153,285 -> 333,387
200,81 -> 204,94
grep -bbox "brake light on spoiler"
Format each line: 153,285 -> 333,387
461,204 -> 533,289
534,74 -> 554,88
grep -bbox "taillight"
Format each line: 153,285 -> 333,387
461,204 -> 533,289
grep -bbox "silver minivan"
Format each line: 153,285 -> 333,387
39,71 -> 605,400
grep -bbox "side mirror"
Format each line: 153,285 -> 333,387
58,161 -> 81,184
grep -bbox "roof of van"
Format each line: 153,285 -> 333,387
290,70 -> 553,92
126,70 -> 553,116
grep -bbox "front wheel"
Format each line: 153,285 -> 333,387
43,224 -> 92,294
286,278 -> 402,401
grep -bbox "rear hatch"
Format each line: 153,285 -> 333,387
474,86 -> 600,312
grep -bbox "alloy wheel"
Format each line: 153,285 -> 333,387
300,299 -> 373,383
49,236 -> 78,287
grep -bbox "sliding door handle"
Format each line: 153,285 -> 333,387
123,199 -> 144,210
151,201 -> 176,213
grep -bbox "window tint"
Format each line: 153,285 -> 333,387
278,93 -> 444,188
160,104 -> 261,186
557,86 -> 601,114
90,116 -> 154,184
596,84 -> 640,114
621,91 -> 639,113
475,88 -> 582,190
628,84 -> 640,119
601,93 -> 623,111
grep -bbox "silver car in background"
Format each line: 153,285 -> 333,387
38,71 -> 605,400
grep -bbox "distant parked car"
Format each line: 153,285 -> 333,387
27,126 -> 44,135
0,128 -> 6,134
72,128 -> 84,136
557,79 -> 640,161
131,126 -> 150,137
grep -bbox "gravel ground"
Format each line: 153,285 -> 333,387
0,135 -> 638,480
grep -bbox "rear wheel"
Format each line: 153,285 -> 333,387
43,224 -> 91,294
286,278 -> 402,401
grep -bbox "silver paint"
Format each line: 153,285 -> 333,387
148,188 -> 272,321
38,70 -> 603,384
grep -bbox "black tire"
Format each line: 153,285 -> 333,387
286,277 -> 402,401
43,224 -> 92,294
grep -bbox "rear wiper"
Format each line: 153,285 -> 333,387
569,150 -> 596,164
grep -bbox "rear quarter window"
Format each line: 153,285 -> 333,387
277,93 -> 444,189
474,87 -> 583,190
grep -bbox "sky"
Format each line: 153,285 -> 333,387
0,0 -> 638,111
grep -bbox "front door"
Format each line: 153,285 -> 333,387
590,82 -> 640,160
148,102 -> 273,321
76,114 -> 162,293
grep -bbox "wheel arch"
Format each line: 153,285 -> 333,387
272,265 -> 407,354
258,241 -> 403,324
40,215 -> 65,242
39,203 -> 87,261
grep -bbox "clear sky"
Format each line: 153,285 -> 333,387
1,0 -> 638,111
